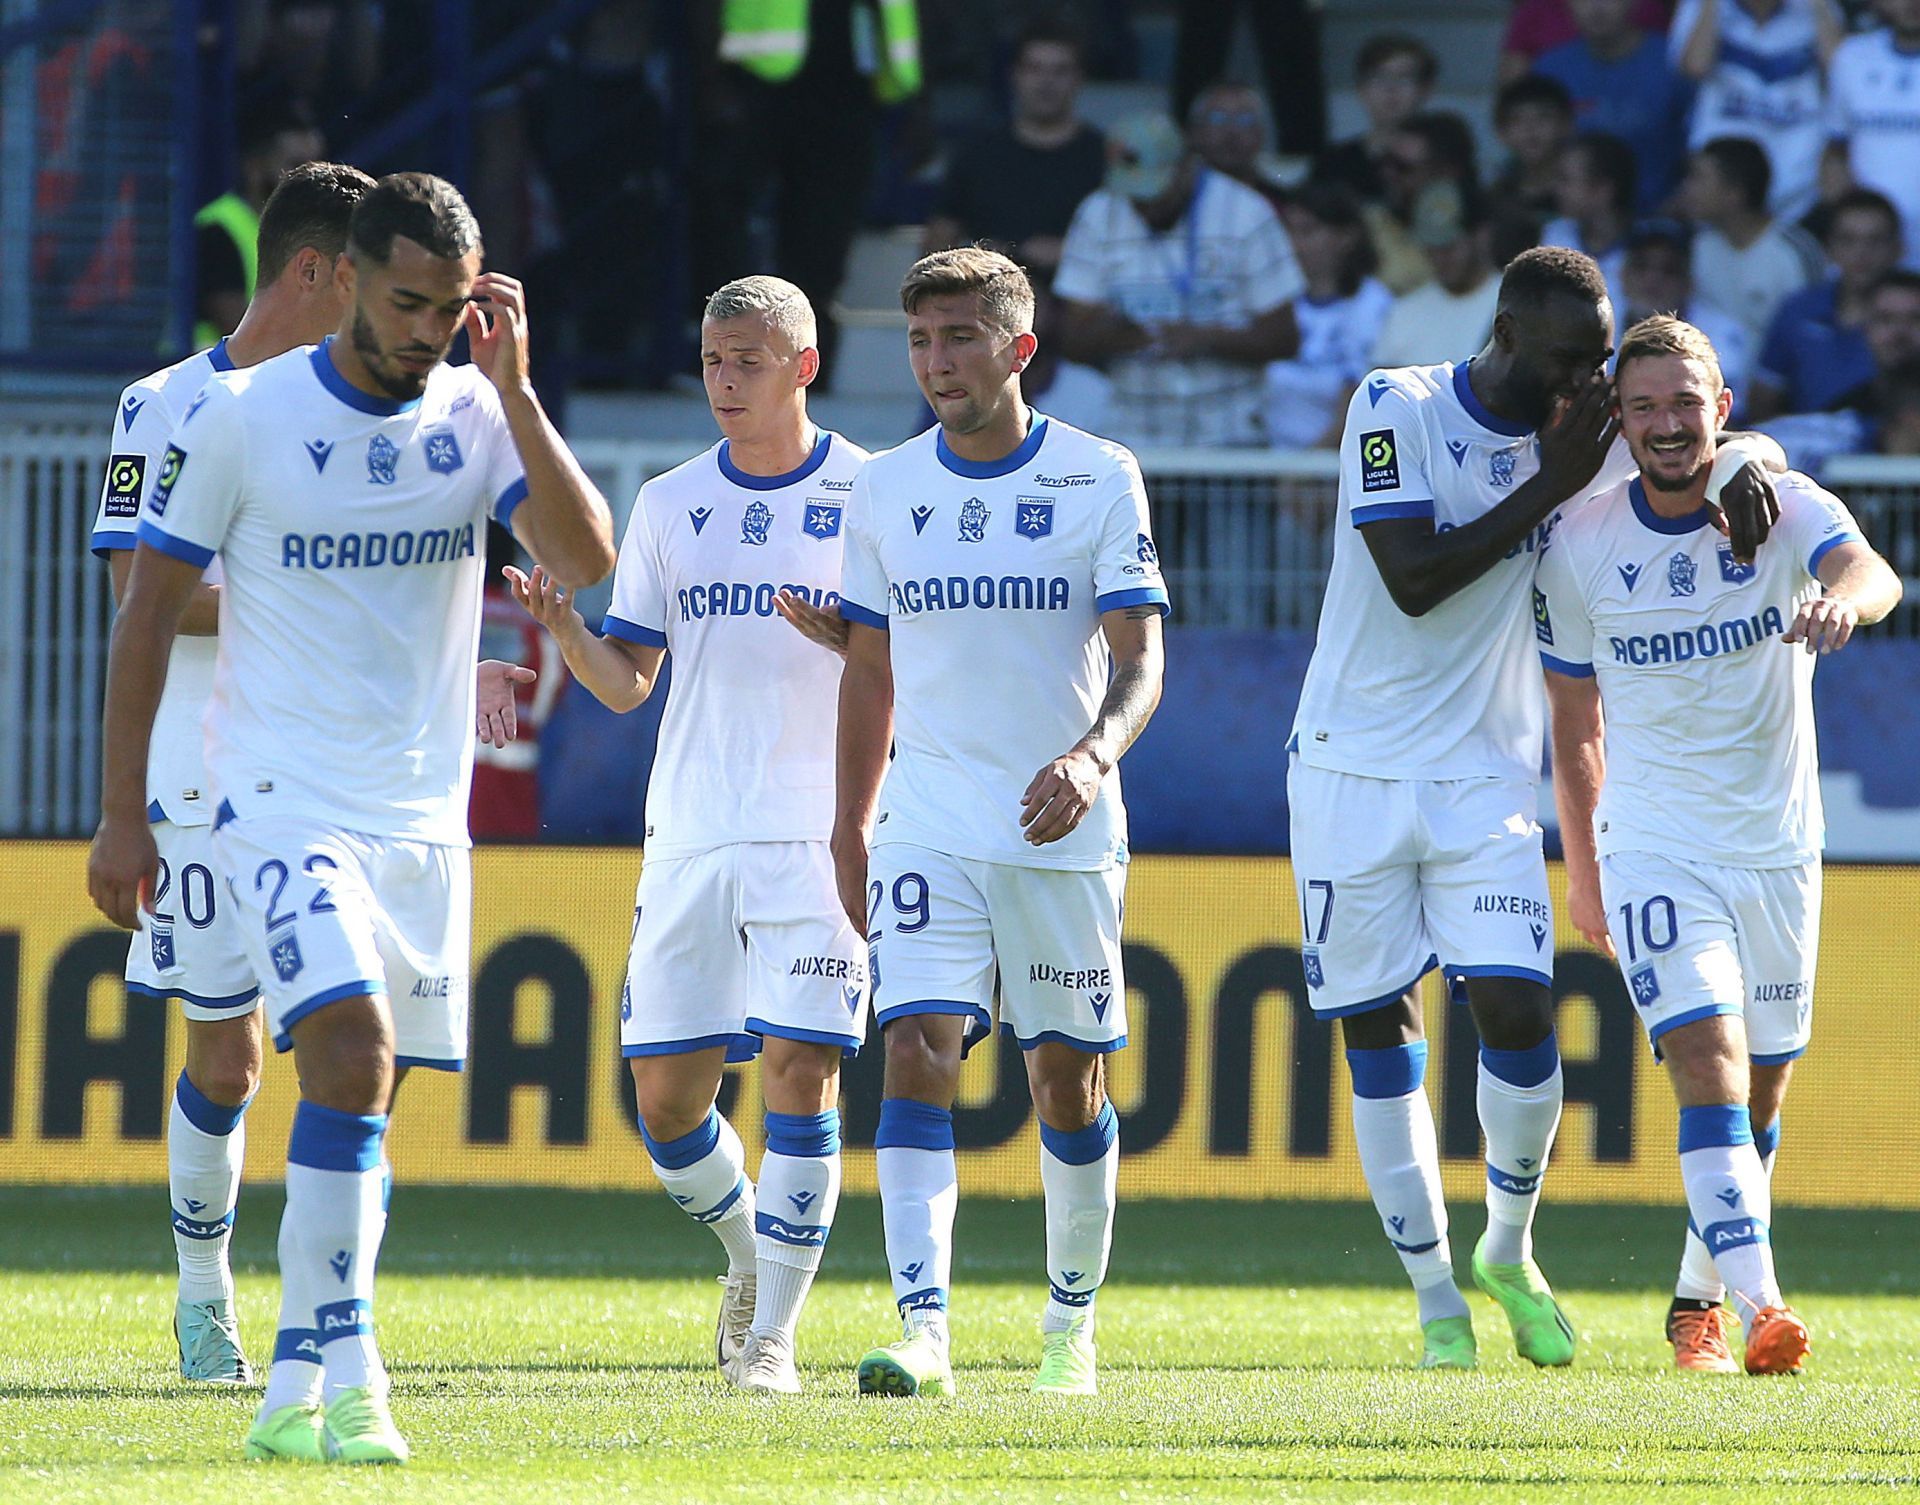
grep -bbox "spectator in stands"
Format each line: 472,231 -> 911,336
1762,269 -> 1920,469
1024,281 -> 1112,434
1264,183 -> 1395,448
1682,135 -> 1827,348
1187,81 -> 1287,216
1173,0 -> 1327,159
1540,132 -> 1636,314
1500,0 -> 1675,83
921,17 -> 1106,286
1750,188 -> 1905,420
1824,0 -> 1920,269
1670,0 -> 1844,222
1617,218 -> 1754,412
1532,0 -> 1694,209
1878,362 -> 1920,455
1370,183 -> 1501,368
195,103 -> 325,347
472,529 -> 562,841
1311,34 -> 1438,208
1365,110 -> 1482,296
234,0 -> 382,141
1054,111 -> 1304,446
1491,74 -> 1577,235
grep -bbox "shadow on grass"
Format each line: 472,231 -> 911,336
1,1188 -> 1914,1296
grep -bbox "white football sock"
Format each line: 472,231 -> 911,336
1039,1100 -> 1118,1334
284,1101 -> 391,1401
259,1194 -> 324,1414
1348,1043 -> 1468,1325
1477,1037 -> 1563,1266
875,1098 -> 956,1343
169,1071 -> 248,1305
752,1110 -> 843,1343
644,1108 -> 757,1272
1678,1104 -> 1780,1333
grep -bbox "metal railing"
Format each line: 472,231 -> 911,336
6,413 -> 1918,835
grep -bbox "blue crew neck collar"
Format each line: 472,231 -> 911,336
208,337 -> 235,373
1629,476 -> 1712,534
717,429 -> 832,489
309,337 -> 423,417
1452,361 -> 1533,439
935,415 -> 1049,478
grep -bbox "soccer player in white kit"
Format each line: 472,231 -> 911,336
87,173 -> 615,1463
1539,316 -> 1902,1375
835,249 -> 1168,1398
507,276 -> 870,1395
1290,247 -> 1785,1370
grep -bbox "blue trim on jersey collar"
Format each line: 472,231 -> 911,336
717,430 -> 831,489
935,416 -> 1049,478
1628,477 -> 1711,534
308,337 -> 423,417
207,337 -> 235,373
1451,362 -> 1532,439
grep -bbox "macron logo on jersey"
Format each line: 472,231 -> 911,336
120,394 -> 146,432
305,439 -> 334,473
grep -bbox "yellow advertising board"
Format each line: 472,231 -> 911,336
1,843 -> 1914,1206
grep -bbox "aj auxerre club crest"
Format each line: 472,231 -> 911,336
803,499 -> 843,539
1015,498 -> 1054,539
423,427 -> 465,474
740,499 -> 773,545
366,433 -> 399,486
1718,543 -> 1755,584
1489,448 -> 1517,488
958,496 -> 990,542
1668,551 -> 1698,597
271,930 -> 304,983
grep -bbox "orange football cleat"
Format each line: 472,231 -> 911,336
1666,1303 -> 1739,1374
1743,1306 -> 1811,1376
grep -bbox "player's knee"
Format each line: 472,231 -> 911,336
881,1018 -> 962,1103
184,1021 -> 263,1107
760,1041 -> 840,1115
1662,1023 -> 1747,1105
1339,994 -> 1423,1052
1029,1068 -> 1100,1133
1467,982 -> 1555,1052
291,1000 -> 393,1114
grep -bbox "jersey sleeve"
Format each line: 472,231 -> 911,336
1772,474 -> 1866,579
93,382 -> 175,558
1341,379 -> 1435,527
1092,446 -> 1169,615
600,487 -> 667,647
1051,194 -> 1108,305
471,379 -> 530,527
135,382 -> 244,569
1532,527 -> 1595,676
838,468 -> 890,630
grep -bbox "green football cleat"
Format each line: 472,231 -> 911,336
1472,1235 -> 1576,1367
1418,1314 -> 1478,1370
1032,1317 -> 1098,1395
322,1386 -> 410,1465
856,1327 -> 956,1398
243,1403 -> 327,1463
175,1297 -> 252,1384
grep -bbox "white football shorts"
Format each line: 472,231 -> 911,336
867,842 -> 1129,1054
211,813 -> 470,1069
1599,850 -> 1819,1064
1287,758 -> 1555,1017
126,817 -> 260,1022
620,841 -> 869,1060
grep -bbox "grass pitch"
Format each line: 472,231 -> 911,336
2,1188 -> 1916,1503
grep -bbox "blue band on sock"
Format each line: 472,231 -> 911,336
272,1328 -> 323,1364
691,1176 -> 746,1224
1480,1033 -> 1560,1088
315,1298 -> 372,1343
1700,1215 -> 1769,1253
874,1098 -> 955,1151
898,1285 -> 947,1315
1049,1283 -> 1096,1308
765,1108 -> 841,1158
1346,1040 -> 1428,1100
1389,1236 -> 1441,1255
171,1207 -> 236,1241
1678,1102 -> 1753,1153
1487,1163 -> 1542,1196
641,1109 -> 722,1170
755,1210 -> 830,1247
1754,1116 -> 1781,1161
174,1071 -> 249,1137
287,1101 -> 386,1172
1039,1099 -> 1118,1166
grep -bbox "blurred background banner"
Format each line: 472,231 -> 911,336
4,842 -> 1915,1207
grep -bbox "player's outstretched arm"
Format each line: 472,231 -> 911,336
1784,540 -> 1904,654
832,623 -> 894,931
1545,667 -> 1612,958
88,545 -> 204,929
466,273 -> 616,588
107,550 -> 220,636
476,659 -> 537,746
503,565 -> 661,712
1021,605 -> 1165,846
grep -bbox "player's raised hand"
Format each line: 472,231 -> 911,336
1020,748 -> 1104,845
503,564 -> 586,645
87,812 -> 159,931
1564,863 -> 1615,959
465,272 -> 531,393
476,659 -> 537,746
1783,593 -> 1860,655
1710,461 -> 1779,565
1534,370 -> 1619,500
774,590 -> 850,657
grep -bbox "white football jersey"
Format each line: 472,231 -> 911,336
135,338 -> 528,846
1534,470 -> 1863,866
840,414 -> 1168,871
1291,362 -> 1637,785
92,339 -> 234,826
1827,29 -> 1920,266
602,429 -> 869,858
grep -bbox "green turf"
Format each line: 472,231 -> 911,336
2,1188 -> 1916,1502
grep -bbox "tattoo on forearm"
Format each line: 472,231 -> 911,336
1089,658 -> 1161,763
